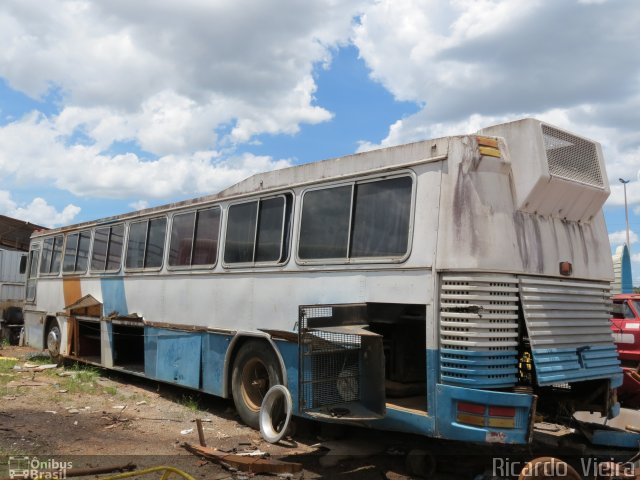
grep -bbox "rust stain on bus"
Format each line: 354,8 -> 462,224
63,278 -> 82,308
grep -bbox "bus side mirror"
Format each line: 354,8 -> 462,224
19,255 -> 27,274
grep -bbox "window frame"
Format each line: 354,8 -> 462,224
90,223 -> 125,274
39,234 -> 64,276
167,205 -> 222,271
295,172 -> 416,266
124,216 -> 168,273
62,230 -> 92,275
222,193 -> 291,268
26,243 -> 40,302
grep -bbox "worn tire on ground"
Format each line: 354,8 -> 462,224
231,339 -> 283,429
46,320 -> 63,365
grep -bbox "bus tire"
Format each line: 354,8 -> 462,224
46,320 -> 62,365
231,340 -> 283,430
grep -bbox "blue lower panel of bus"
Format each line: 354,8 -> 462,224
530,345 -> 623,387
274,340 -> 300,413
201,333 -> 233,396
145,327 -> 202,389
143,327 -> 235,395
435,384 -> 533,444
440,348 -> 519,389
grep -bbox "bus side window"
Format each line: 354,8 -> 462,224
169,207 -> 221,268
91,224 -> 125,272
63,231 -> 91,274
351,176 -> 412,258
224,196 -> 288,265
125,218 -> 167,270
26,248 -> 40,300
19,255 -> 27,274
299,176 -> 413,261
39,235 -> 63,275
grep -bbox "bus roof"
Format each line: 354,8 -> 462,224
31,134 -> 451,238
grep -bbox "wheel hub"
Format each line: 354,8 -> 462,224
47,327 -> 60,358
241,358 -> 269,412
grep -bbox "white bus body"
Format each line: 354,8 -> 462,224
22,118 -> 621,444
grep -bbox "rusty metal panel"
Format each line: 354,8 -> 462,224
201,332 -> 232,396
146,326 -> 202,389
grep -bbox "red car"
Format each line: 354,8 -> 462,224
611,294 -> 640,362
611,294 -> 640,407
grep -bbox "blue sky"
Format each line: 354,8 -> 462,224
0,0 -> 639,283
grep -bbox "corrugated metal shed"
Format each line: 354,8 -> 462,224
0,215 -> 44,252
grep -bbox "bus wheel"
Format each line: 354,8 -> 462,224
46,321 -> 62,364
406,449 -> 436,478
231,340 -> 282,429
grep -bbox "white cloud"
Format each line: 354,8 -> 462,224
0,112 -> 293,200
0,190 -> 80,227
0,0 -> 367,153
609,229 -> 638,246
0,0 -> 371,221
353,0 -> 640,197
129,200 -> 149,211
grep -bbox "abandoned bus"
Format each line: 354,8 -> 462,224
22,118 -> 622,444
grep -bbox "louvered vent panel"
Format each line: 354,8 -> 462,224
440,275 -> 519,388
519,277 -> 621,386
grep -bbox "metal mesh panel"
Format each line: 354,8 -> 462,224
542,124 -> 603,187
301,306 -> 333,319
299,307 -> 362,411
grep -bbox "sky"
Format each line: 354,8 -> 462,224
0,0 -> 639,283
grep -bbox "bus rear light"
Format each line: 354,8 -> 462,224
456,412 -> 485,426
487,417 -> 516,428
488,406 -> 516,417
559,261 -> 572,276
456,402 -> 517,429
457,402 -> 485,414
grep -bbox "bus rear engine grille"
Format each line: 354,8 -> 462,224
440,275 -> 519,389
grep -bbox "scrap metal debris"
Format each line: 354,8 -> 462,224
182,442 -> 303,474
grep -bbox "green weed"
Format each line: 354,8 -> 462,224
0,358 -> 17,373
103,386 -> 117,396
180,394 -> 199,412
58,363 -> 100,394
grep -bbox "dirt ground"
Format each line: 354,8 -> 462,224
0,345 -> 451,480
6,345 -> 633,480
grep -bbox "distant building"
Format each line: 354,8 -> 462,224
0,215 -> 44,304
0,214 -> 44,252
612,244 -> 633,294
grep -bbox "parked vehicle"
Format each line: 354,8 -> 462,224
611,293 -> 640,407
23,118 -> 621,445
0,247 -> 28,344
